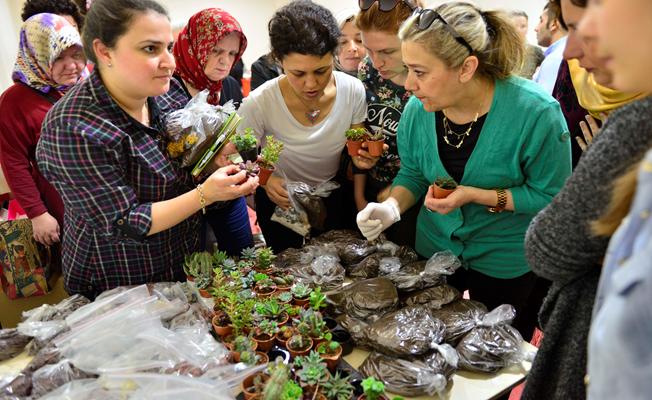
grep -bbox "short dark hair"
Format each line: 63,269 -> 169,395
554,0 -> 587,30
545,0 -> 564,30
268,0 -> 340,61
82,0 -> 168,64
21,0 -> 84,28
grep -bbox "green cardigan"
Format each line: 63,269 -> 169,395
393,76 -> 571,279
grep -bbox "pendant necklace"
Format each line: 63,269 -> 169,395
289,82 -> 324,124
442,112 -> 479,149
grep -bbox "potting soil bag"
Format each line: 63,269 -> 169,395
326,278 -> 399,322
309,229 -> 363,245
0,329 -> 30,361
401,284 -> 461,308
385,250 -> 461,292
31,359 -> 96,397
271,180 -> 340,237
165,90 -> 234,167
429,299 -> 488,345
348,253 -> 382,278
335,314 -> 369,343
287,254 -> 345,291
456,304 -> 525,373
361,306 -> 446,356
359,348 -> 457,397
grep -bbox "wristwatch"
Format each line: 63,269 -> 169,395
487,188 -> 507,213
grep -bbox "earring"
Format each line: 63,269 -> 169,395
107,62 -> 112,67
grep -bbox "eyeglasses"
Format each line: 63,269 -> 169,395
415,8 -> 474,54
358,0 -> 416,12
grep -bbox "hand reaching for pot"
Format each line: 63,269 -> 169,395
203,164 -> 258,203
424,185 -> 474,215
351,142 -> 389,170
264,175 -> 290,209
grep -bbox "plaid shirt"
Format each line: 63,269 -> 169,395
37,71 -> 199,296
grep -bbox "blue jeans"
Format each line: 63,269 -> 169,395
204,197 -> 254,256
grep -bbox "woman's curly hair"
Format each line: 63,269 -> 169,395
269,0 -> 340,61
21,0 -> 84,28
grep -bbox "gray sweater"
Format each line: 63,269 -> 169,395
522,96 -> 652,400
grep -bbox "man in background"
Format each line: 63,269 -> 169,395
510,10 -> 545,79
534,1 -> 568,93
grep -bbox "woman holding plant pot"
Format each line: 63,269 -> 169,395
356,2 -> 571,339
36,0 -> 258,298
170,8 -> 255,256
237,1 -> 370,252
353,0 -> 425,248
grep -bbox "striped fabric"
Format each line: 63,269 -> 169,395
36,71 -> 199,296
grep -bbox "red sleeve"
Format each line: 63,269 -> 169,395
0,84 -> 57,219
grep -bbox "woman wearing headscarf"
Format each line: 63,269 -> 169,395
171,8 -> 254,255
0,13 -> 86,246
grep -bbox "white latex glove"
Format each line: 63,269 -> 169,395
356,200 -> 401,241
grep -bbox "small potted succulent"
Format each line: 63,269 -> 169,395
296,308 -> 328,344
294,351 -> 329,396
241,371 -> 270,400
432,176 -> 458,199
309,287 -> 327,311
272,274 -> 295,292
230,335 -> 258,363
275,291 -> 293,304
252,319 -> 279,352
345,127 -> 368,157
232,127 -> 259,162
280,380 -> 303,400
291,283 -> 313,306
323,371 -> 355,400
286,333 -> 313,359
211,309 -> 233,338
253,273 -> 277,298
240,246 -> 258,262
275,325 -> 298,348
255,246 -> 276,273
359,377 -> 389,400
315,332 -> 343,371
365,128 -> 386,157
183,251 -> 213,296
258,135 -> 284,185
239,160 -> 260,180
255,298 -> 290,326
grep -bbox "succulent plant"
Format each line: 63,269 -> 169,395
361,377 -> 386,400
256,247 -> 276,269
294,351 -> 328,386
309,287 -> 327,311
241,247 -> 258,261
291,282 -> 312,299
259,136 -> 284,169
434,176 -> 457,190
239,160 -> 260,178
232,128 -> 258,151
322,371 -> 354,400
287,334 -> 311,351
367,128 -> 385,141
276,291 -> 292,303
344,127 -> 368,141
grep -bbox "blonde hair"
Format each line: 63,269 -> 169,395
591,163 -> 639,237
398,1 -> 524,80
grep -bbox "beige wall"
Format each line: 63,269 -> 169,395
1,0 -> 546,91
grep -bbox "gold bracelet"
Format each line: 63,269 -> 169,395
487,188 -> 507,213
196,183 -> 207,215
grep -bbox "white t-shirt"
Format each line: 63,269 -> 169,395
237,71 -> 367,186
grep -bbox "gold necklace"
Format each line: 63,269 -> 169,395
442,112 -> 479,149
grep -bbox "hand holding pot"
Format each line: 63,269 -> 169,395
351,142 -> 389,170
424,185 -> 473,215
264,175 -> 290,209
213,142 -> 239,168
356,200 -> 401,241
203,164 -> 258,202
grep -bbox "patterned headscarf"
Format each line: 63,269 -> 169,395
12,13 -> 86,94
173,8 -> 248,105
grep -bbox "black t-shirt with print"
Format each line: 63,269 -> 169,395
357,57 -> 412,196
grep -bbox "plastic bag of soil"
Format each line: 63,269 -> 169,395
361,306 -> 446,356
348,244 -> 419,278
282,246 -> 345,291
456,304 -> 525,373
326,278 -> 399,322
0,329 -> 30,361
401,284 -> 461,308
32,359 -> 96,397
385,251 -> 461,292
429,299 -> 488,345
359,345 -> 458,397
309,229 -> 362,245
309,230 -> 378,266
335,314 -> 369,343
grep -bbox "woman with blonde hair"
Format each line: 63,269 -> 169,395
357,1 -> 571,339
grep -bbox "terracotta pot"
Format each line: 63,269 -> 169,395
253,286 -> 277,299
198,288 -> 211,298
276,284 -> 291,293
186,275 -> 195,282
241,372 -> 269,400
211,314 -> 233,338
365,139 -> 385,157
357,395 -> 389,400
317,342 -> 343,371
258,166 -> 274,185
346,140 -> 364,157
255,351 -> 269,365
276,311 -> 290,327
432,183 -> 456,199
293,296 -> 310,307
253,333 -> 275,352
287,336 -> 313,360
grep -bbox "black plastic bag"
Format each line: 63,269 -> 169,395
326,278 -> 399,322
456,305 -> 524,373
430,299 -> 488,345
401,284 -> 461,308
361,306 -> 446,356
348,245 -> 419,279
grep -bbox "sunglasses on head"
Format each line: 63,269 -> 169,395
415,8 -> 474,54
358,0 -> 416,12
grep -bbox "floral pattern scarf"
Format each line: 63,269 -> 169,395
173,8 -> 248,105
12,13 -> 85,94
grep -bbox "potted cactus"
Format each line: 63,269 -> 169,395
365,128 -> 386,157
323,371 -> 355,400
258,135 -> 284,185
432,176 -> 458,199
232,127 -> 259,162
230,335 -> 258,363
345,127 -> 368,157
286,333 -> 313,359
359,377 -> 389,400
315,332 -> 342,371
241,371 -> 270,400
255,246 -> 276,273
291,283 -> 313,306
296,308 -> 329,344
253,319 -> 279,352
